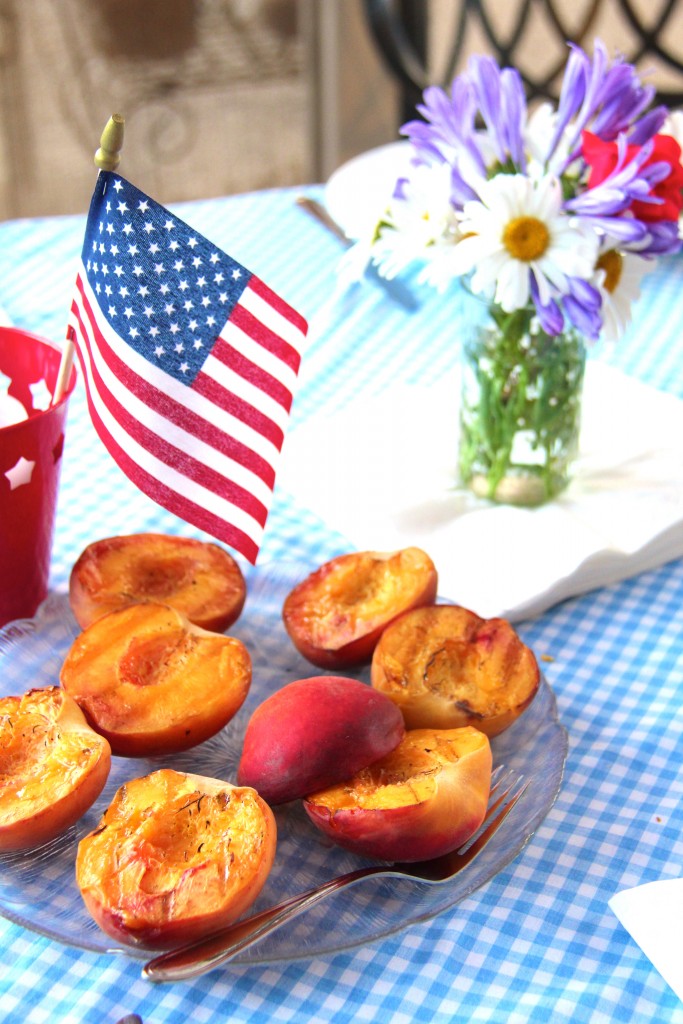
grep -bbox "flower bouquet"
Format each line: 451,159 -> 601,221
351,40 -> 683,504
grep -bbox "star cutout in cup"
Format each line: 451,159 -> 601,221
4,456 -> 35,489
53,434 -> 65,464
0,393 -> 28,428
29,378 -> 52,411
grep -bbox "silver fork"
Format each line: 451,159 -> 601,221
143,766 -> 528,982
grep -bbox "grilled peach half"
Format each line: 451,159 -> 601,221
303,727 -> 492,862
237,676 -> 405,805
60,602 -> 251,757
69,533 -> 246,633
76,769 -> 276,950
282,547 -> 438,668
370,604 -> 539,737
0,687 -> 111,852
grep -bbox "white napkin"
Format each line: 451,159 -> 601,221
280,362 -> 683,620
609,879 -> 683,1002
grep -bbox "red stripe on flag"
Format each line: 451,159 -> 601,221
211,336 -> 294,412
192,371 -> 285,450
230,301 -> 301,374
69,329 -> 260,562
71,296 -> 269,527
249,275 -> 308,339
75,279 -> 276,488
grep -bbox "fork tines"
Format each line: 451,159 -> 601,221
457,766 -> 529,857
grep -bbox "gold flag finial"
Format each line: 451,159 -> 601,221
52,114 -> 126,405
94,114 -> 125,171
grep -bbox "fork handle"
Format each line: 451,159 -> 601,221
142,865 -> 383,982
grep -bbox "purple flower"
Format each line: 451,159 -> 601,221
562,278 -> 603,339
402,79 -> 482,172
545,41 -> 662,174
546,43 -> 592,169
467,56 -> 506,162
530,275 -> 564,334
500,68 -> 527,168
530,273 -> 603,339
400,55 -> 529,190
628,107 -> 668,146
566,132 -> 671,241
592,62 -> 656,139
449,165 -> 479,206
638,220 -> 682,256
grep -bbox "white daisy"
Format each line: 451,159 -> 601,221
452,172 -> 599,312
339,161 -> 459,287
594,244 -> 651,343
371,161 -> 461,280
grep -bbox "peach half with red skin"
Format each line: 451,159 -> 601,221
303,727 -> 492,863
60,602 -> 251,757
237,676 -> 406,805
282,547 -> 438,669
69,532 -> 246,633
0,687 -> 111,852
76,769 -> 276,950
370,604 -> 540,737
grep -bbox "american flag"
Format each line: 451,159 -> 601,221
68,172 -> 307,563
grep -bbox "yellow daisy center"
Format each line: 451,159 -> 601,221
502,216 -> 550,262
596,249 -> 623,294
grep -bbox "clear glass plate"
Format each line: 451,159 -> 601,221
0,559 -> 568,964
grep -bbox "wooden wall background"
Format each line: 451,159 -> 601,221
0,0 -> 681,219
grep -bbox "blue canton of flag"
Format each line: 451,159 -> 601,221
68,172 -> 307,562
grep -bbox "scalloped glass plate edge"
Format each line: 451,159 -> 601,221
0,562 -> 569,965
244,676 -> 569,965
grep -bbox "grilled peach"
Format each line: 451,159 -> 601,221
69,533 -> 246,632
303,727 -> 492,862
76,769 -> 276,950
237,676 -> 405,804
0,687 -> 111,851
60,602 -> 251,757
282,548 -> 438,668
370,604 -> 539,737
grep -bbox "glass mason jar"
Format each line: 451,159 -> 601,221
458,297 -> 586,506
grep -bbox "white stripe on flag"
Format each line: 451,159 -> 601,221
224,297 -> 300,391
68,309 -> 265,549
71,286 -> 274,508
203,345 -> 291,433
241,284 -> 307,351
79,269 -> 282,466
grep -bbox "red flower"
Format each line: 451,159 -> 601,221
582,130 -> 683,223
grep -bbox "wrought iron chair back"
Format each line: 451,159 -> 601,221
363,0 -> 683,121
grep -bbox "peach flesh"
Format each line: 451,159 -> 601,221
282,547 -> 438,668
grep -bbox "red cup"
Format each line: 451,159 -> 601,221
0,327 -> 76,627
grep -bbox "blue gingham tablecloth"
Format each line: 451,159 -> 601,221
0,185 -> 681,1024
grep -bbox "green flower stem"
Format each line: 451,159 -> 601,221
458,300 -> 586,506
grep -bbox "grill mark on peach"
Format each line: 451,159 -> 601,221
93,786 -> 264,901
454,699 -> 485,719
418,622 -> 533,715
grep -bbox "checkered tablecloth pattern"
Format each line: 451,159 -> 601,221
0,186 -> 681,1024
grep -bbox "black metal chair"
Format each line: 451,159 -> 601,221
363,0 -> 683,123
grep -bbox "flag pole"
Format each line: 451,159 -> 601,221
52,114 -> 125,404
